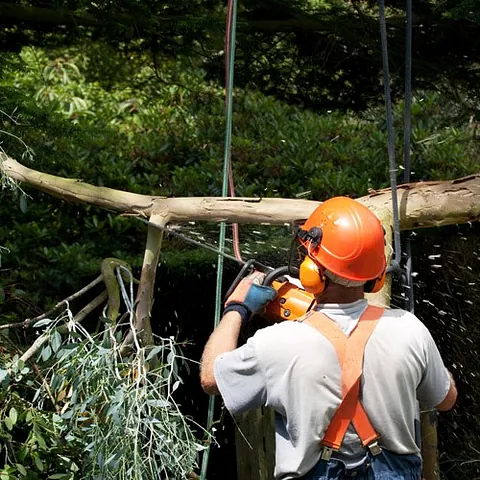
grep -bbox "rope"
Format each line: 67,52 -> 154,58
378,0 -> 402,271
225,0 -> 243,263
403,0 -> 415,313
379,0 -> 415,313
200,1 -> 238,477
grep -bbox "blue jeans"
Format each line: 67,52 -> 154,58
302,450 -> 422,480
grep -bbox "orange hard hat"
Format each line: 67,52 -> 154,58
298,197 -> 386,282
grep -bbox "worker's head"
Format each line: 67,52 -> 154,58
297,196 -> 386,296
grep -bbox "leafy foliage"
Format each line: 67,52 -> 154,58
0,296 -> 203,479
0,351 -> 82,479
1,45 -> 478,319
2,0 -> 480,111
0,34 -> 479,480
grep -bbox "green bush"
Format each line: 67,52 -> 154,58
1,44 -> 479,479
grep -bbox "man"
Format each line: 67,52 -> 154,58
200,196 -> 457,480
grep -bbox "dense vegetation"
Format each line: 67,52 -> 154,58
0,0 -> 479,478
2,0 -> 480,112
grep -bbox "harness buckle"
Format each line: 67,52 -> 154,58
320,446 -> 333,461
367,441 -> 382,456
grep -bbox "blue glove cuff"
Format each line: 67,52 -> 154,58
223,303 -> 250,325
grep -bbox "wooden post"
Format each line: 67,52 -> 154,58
420,409 -> 440,480
235,407 -> 275,480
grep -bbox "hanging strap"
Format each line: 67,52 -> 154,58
303,305 -> 384,452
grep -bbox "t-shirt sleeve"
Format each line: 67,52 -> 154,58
416,326 -> 451,408
213,337 -> 267,416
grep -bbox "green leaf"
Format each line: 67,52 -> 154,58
34,454 -> 44,471
4,417 -> 13,431
41,345 -> 52,362
9,407 -> 18,426
51,331 -> 62,352
19,195 -> 28,214
146,399 -> 170,408
25,411 -> 33,423
15,464 -> 27,476
146,346 -> 163,361
0,369 -> 9,384
34,429 -> 47,450
34,319 -> 53,328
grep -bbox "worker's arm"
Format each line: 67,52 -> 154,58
200,311 -> 243,395
417,321 -> 458,411
200,271 -> 276,396
435,370 -> 458,411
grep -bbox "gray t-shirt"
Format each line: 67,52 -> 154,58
214,299 -> 451,479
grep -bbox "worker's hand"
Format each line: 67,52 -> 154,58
223,271 -> 277,324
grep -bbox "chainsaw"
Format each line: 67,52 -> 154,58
224,259 -> 315,323
134,217 -> 315,323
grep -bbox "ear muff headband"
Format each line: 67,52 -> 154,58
299,256 -> 327,295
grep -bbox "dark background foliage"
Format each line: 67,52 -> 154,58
1,0 -> 480,112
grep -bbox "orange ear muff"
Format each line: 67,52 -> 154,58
299,256 -> 327,295
364,269 -> 386,294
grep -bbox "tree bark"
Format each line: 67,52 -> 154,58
2,155 -> 479,229
127,213 -> 166,348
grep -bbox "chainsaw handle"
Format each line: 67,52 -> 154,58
223,259 -> 273,303
264,266 -> 300,287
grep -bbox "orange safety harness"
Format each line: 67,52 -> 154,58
301,304 -> 385,461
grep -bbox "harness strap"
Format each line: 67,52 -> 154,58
304,305 -> 384,450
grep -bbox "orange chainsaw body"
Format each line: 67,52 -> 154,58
264,278 -> 316,322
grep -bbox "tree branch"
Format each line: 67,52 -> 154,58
0,274 -> 103,331
20,290 -> 107,363
2,155 -> 479,230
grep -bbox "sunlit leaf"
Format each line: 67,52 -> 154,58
15,464 -> 27,476
3,416 -> 13,431
9,407 -> 17,426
